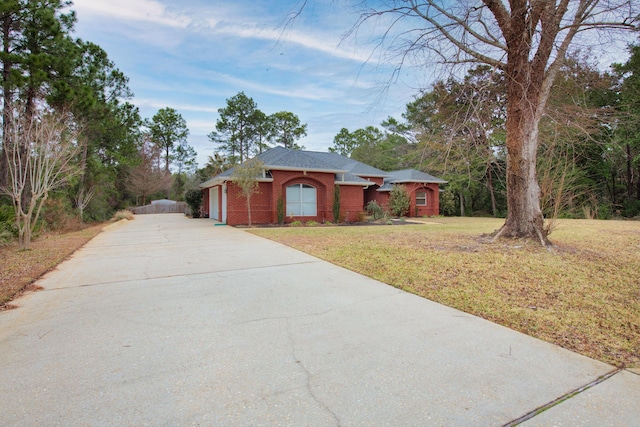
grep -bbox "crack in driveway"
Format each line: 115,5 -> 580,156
40,260 -> 323,291
285,317 -> 341,426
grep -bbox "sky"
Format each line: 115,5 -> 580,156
68,0 -> 635,170
69,0 -> 433,168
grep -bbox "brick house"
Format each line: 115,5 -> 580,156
199,147 -> 446,225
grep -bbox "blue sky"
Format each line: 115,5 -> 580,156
69,0 -> 432,167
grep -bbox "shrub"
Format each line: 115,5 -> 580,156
290,220 -> 302,227
333,185 -> 341,223
366,200 -> 384,220
306,220 -> 318,227
111,210 -> 134,222
41,196 -> 76,232
622,199 -> 640,218
0,227 -> 14,246
0,205 -> 17,246
439,188 -> 457,216
389,185 -> 410,217
276,194 -> 285,224
0,204 -> 16,228
184,188 -> 203,218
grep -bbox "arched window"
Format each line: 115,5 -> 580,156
286,184 -> 317,216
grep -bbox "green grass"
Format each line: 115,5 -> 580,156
249,217 -> 640,367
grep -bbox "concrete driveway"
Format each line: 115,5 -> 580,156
0,214 -> 638,426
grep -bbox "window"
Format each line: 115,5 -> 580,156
416,191 -> 427,206
286,184 -> 317,216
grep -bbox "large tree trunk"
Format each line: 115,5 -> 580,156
497,115 -> 548,244
493,37 -> 550,245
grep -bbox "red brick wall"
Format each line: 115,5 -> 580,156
338,185 -> 365,222
226,182 -> 273,225
374,183 -> 441,217
365,186 -> 388,208
367,176 -> 385,186
377,191 -> 390,209
272,170 -> 335,223
404,183 -> 440,216
200,171 -> 441,224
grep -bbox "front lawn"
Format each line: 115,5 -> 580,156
249,217 -> 640,368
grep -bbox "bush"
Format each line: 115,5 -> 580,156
276,194 -> 285,224
41,196 -> 76,232
289,220 -> 302,227
366,200 -> 384,220
0,204 -> 17,246
439,188 -> 457,216
389,185 -> 410,217
622,199 -> 640,218
111,210 -> 134,222
184,188 -> 203,218
0,227 -> 14,246
333,185 -> 341,223
306,220 -> 318,227
0,204 -> 16,227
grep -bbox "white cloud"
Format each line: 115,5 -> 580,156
72,0 -> 191,28
203,70 -> 363,103
135,98 -> 220,114
207,19 -> 372,64
187,119 -> 217,132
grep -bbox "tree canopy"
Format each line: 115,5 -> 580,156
210,91 -> 308,163
339,0 -> 639,244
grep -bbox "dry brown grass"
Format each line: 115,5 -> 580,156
250,218 -> 640,367
0,224 -> 104,308
111,209 -> 135,221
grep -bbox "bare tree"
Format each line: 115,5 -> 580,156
75,185 -> 95,221
231,158 -> 265,227
0,106 -> 79,249
346,0 -> 638,244
126,139 -> 171,206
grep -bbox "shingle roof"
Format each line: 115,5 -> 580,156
377,181 -> 393,192
200,147 -> 446,190
338,173 -> 374,186
255,146 -> 343,172
387,169 -> 448,184
376,169 -> 447,192
303,151 -> 390,177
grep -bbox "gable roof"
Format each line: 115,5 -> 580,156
302,151 -> 390,177
377,169 -> 448,192
338,172 -> 375,186
256,146 -> 344,173
200,147 -> 446,190
387,169 -> 448,184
